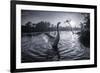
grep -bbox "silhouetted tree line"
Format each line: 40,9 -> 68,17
22,21 -> 50,32
22,21 -> 80,33
79,13 -> 90,48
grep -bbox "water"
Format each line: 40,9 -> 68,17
21,31 -> 90,63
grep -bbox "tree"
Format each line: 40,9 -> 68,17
79,13 -> 90,48
36,21 -> 50,32
25,21 -> 32,32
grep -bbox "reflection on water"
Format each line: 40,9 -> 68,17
21,31 -> 90,63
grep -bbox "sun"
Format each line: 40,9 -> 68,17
70,21 -> 76,27
59,20 -> 76,27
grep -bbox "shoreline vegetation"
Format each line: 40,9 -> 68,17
21,21 -> 81,33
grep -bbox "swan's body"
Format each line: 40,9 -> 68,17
44,22 -> 61,60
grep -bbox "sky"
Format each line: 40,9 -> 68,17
21,10 -> 89,28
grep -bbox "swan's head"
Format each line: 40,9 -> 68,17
57,22 -> 61,26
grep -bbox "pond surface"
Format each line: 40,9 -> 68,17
21,31 -> 90,63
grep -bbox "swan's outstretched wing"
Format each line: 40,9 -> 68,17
21,34 -> 56,62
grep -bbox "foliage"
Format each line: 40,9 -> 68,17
36,21 -> 50,32
21,21 -> 51,33
22,21 -> 81,33
79,13 -> 90,48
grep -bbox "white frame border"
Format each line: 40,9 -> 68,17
16,4 -> 94,69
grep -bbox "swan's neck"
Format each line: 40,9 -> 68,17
52,23 -> 60,48
57,24 -> 60,35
